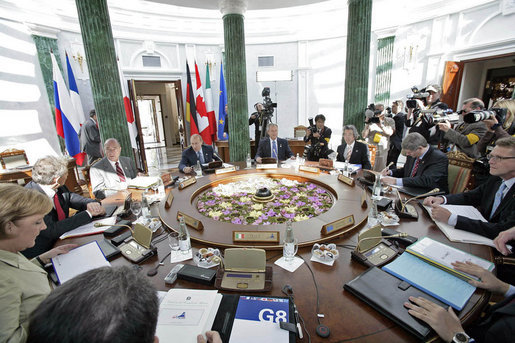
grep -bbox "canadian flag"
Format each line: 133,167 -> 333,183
194,62 -> 212,145
117,57 -> 138,149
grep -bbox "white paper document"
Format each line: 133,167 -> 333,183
128,176 -> 160,189
423,204 -> 496,247
156,289 -> 222,343
52,241 -> 110,284
59,216 -> 116,240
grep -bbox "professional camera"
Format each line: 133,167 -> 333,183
364,104 -> 381,124
261,87 -> 277,118
463,107 -> 507,124
308,117 -> 317,132
406,86 -> 430,109
420,109 -> 459,126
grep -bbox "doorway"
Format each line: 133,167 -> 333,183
137,95 -> 165,148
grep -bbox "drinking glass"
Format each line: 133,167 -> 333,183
283,239 -> 298,263
130,201 -> 142,218
168,232 -> 180,252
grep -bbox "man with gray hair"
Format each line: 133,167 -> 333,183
23,156 -> 104,258
255,123 -> 294,163
381,132 -> 449,193
336,125 -> 371,169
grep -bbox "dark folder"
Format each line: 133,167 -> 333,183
344,267 -> 449,341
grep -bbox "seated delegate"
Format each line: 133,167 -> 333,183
0,184 -> 76,343
336,124 -> 372,170
381,132 -> 449,193
255,123 -> 294,163
424,137 -> 515,239
23,156 -> 104,259
179,134 -> 221,174
90,138 -> 140,199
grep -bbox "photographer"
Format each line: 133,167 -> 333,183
387,100 -> 406,166
438,98 -> 487,158
478,99 -> 515,156
249,102 -> 264,141
362,105 -> 394,171
304,114 -> 332,161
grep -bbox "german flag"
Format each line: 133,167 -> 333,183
186,62 -> 199,136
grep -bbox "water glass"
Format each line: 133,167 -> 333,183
130,201 -> 142,218
283,239 -> 298,262
168,232 -> 180,252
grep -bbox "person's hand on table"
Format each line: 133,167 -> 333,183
87,202 -> 105,216
452,261 -> 510,295
430,204 -> 451,223
381,176 -> 396,185
423,196 -> 444,206
38,244 -> 78,265
256,157 -> 262,163
404,296 -> 464,343
437,120 -> 452,132
197,331 -> 222,343
183,166 -> 194,174
494,227 -> 515,256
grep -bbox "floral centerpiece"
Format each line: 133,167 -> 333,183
196,177 -> 333,225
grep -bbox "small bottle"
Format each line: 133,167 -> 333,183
195,160 -> 202,174
246,153 -> 251,168
283,221 -> 297,262
141,192 -> 151,218
372,174 -> 382,198
367,200 -> 380,227
178,216 -> 191,254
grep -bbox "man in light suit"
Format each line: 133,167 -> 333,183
255,123 -> 294,163
424,136 -> 515,239
90,138 -> 139,199
179,134 -> 221,173
23,156 -> 105,258
381,132 -> 449,193
336,125 -> 372,170
82,110 -> 102,164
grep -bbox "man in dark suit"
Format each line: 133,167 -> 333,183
22,156 -> 105,258
255,123 -> 294,163
337,124 -> 372,170
381,132 -> 449,193
179,134 -> 221,173
90,138 -> 140,199
82,110 -> 102,164
424,136 -> 515,239
387,100 -> 406,166
249,103 -> 264,141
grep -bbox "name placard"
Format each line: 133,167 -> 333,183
179,176 -> 197,190
361,188 -> 368,209
299,165 -> 320,173
321,215 -> 355,235
165,191 -> 174,209
177,211 -> 204,231
233,231 -> 280,243
256,164 -> 277,169
338,173 -> 355,187
215,166 -> 237,175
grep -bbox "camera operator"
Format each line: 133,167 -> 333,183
249,102 -> 264,141
304,114 -> 332,161
437,98 -> 487,158
387,100 -> 407,167
478,99 -> 515,156
362,104 -> 394,171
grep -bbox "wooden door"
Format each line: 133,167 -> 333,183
441,61 -> 464,111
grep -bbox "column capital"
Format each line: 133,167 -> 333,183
219,0 -> 247,16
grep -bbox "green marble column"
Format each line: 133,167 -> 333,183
343,0 -> 372,136
223,13 -> 250,162
75,0 -> 132,159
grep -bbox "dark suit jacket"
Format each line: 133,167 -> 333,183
179,145 -> 220,172
249,112 -> 260,141
390,113 -> 406,150
468,293 -> 515,343
446,176 -> 515,239
255,137 -> 293,161
336,141 -> 372,170
82,118 -> 101,158
391,146 -> 449,193
22,181 -> 97,259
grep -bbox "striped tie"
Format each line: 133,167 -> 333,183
410,158 -> 420,177
115,162 -> 126,182
272,140 -> 278,159
346,147 -> 352,162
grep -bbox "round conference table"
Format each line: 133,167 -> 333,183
59,165 -> 493,343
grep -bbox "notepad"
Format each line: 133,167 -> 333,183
127,176 -> 160,189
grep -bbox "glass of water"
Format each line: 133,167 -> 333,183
168,232 -> 180,252
283,239 -> 298,263
130,201 -> 142,218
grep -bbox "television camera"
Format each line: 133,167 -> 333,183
364,104 -> 382,124
406,86 -> 430,109
258,87 -> 277,140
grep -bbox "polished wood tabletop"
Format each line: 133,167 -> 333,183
58,167 -> 493,343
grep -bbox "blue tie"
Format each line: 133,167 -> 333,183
490,182 -> 507,219
272,140 -> 278,159
197,151 -> 204,164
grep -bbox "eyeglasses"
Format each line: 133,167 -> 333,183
487,154 -> 515,162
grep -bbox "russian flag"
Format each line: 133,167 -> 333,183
51,53 -> 86,165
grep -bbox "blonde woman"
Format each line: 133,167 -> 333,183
478,99 -> 515,155
0,184 -> 76,343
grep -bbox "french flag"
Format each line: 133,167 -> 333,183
51,53 -> 86,165
66,52 -> 87,125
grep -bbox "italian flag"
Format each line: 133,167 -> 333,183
235,233 -> 245,239
204,64 -> 217,143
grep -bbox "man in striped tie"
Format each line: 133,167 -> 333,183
425,136 -> 515,239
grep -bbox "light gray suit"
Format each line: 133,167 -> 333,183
90,156 -> 138,199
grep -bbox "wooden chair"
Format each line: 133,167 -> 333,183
447,151 -> 475,194
358,141 -> 377,169
293,125 -> 307,138
0,148 -> 29,169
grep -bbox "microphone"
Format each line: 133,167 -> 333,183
401,188 -> 440,211
94,222 -> 133,234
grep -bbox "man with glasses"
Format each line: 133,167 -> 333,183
424,136 -> 515,239
381,132 -> 449,193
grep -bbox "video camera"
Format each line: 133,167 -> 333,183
365,104 -> 381,124
308,117 -> 317,132
261,87 -> 277,120
463,107 -> 507,124
406,86 -> 430,109
420,109 -> 460,126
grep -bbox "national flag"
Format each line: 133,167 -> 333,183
218,62 -> 228,140
66,52 -> 86,125
116,57 -> 138,149
194,61 -> 212,145
186,62 -> 199,136
204,64 -> 217,142
51,53 -> 86,165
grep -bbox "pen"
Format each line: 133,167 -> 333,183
294,304 -> 303,339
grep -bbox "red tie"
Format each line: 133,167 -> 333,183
115,162 -> 126,182
411,158 -> 421,177
53,193 -> 66,221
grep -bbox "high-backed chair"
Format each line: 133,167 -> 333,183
447,151 -> 475,194
357,141 -> 377,169
0,148 -> 29,169
293,125 -> 307,138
